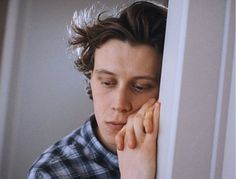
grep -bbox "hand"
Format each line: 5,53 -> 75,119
116,98 -> 157,150
115,99 -> 160,179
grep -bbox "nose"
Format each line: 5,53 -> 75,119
112,86 -> 132,113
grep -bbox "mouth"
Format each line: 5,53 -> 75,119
105,121 -> 126,131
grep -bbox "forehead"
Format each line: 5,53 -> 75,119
94,39 -> 161,78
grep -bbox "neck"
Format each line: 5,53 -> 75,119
95,126 -> 117,154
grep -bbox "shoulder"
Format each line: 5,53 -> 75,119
28,117 -> 94,178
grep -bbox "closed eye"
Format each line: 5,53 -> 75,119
132,84 -> 154,93
100,80 -> 116,88
133,85 -> 144,92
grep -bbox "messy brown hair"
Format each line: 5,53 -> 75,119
69,1 -> 167,99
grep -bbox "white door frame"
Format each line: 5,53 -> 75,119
158,0 -> 235,178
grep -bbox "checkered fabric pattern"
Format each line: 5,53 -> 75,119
28,115 -> 120,179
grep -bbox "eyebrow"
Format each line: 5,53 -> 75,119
95,69 -> 115,76
95,69 -> 157,82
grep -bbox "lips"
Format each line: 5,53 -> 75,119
105,121 -> 126,131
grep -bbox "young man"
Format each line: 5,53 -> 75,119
28,1 -> 167,178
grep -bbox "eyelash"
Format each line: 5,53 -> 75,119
100,80 -> 116,87
132,84 -> 152,93
100,80 -> 153,93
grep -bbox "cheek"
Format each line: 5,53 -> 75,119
142,87 -> 159,100
132,89 -> 158,110
90,79 -> 112,109
90,78 -> 99,98
91,81 -> 106,101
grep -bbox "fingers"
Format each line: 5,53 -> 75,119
133,112 -> 145,144
115,125 -> 126,151
126,119 -> 137,149
128,99 -> 156,147
136,98 -> 156,118
145,101 -> 160,146
116,99 -> 160,151
153,101 -> 161,138
116,117 -> 137,150
137,98 -> 156,134
143,105 -> 155,133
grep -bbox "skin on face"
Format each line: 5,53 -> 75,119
90,39 -> 161,153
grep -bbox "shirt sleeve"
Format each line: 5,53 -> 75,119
28,168 -> 52,179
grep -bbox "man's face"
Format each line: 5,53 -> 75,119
90,39 -> 161,152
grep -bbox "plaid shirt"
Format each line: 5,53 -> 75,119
28,115 -> 120,179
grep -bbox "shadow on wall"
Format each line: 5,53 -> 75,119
0,0 -> 8,70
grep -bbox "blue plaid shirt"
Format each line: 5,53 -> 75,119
28,115 -> 120,179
